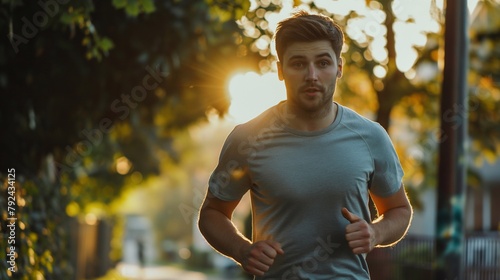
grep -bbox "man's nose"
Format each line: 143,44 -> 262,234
306,64 -> 318,81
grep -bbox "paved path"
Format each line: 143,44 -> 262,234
116,263 -> 248,280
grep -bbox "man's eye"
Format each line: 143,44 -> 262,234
292,62 -> 304,68
318,60 -> 330,67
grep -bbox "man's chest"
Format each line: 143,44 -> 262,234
246,134 -> 374,201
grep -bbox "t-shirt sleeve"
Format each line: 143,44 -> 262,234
368,124 -> 404,197
208,125 -> 252,201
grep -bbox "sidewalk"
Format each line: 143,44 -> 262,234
116,263 -> 249,280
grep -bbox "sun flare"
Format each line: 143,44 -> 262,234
227,72 -> 286,124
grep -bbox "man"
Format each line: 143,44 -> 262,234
198,11 -> 412,279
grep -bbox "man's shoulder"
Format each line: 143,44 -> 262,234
230,103 -> 281,137
339,105 -> 384,134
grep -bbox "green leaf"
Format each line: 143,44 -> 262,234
98,37 -> 115,52
142,0 -> 156,13
59,12 -> 74,25
235,1 -> 251,19
125,3 -> 140,16
112,0 -> 127,9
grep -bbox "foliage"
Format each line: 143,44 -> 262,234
0,172 -> 73,279
0,0 -> 256,278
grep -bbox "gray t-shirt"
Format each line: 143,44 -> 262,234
209,102 -> 403,279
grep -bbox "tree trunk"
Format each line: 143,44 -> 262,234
374,0 -> 410,131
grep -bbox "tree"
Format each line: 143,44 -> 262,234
0,0 -> 257,278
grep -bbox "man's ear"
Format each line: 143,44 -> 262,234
277,61 -> 284,81
337,58 -> 343,78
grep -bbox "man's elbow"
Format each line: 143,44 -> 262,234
403,201 -> 413,228
396,203 -> 413,243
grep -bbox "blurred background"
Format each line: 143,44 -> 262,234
0,0 -> 499,279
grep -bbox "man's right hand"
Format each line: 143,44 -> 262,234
238,240 -> 284,276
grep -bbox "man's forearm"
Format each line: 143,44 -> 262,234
198,208 -> 251,264
372,205 -> 413,247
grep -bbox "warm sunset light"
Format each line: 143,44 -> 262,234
244,0 -> 479,74
227,71 -> 286,124
227,0 -> 480,124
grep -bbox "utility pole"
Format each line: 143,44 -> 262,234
435,0 -> 469,279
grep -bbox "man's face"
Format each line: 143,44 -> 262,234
278,40 -> 342,112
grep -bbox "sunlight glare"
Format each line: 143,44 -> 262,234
228,72 -> 286,124
468,0 -> 479,13
373,65 -> 387,78
247,0 -> 479,73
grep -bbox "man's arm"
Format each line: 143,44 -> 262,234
198,189 -> 283,276
342,184 -> 412,254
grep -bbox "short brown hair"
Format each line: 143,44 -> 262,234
274,11 -> 344,62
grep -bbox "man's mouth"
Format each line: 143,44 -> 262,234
304,87 -> 321,95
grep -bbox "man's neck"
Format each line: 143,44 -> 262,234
284,102 -> 338,132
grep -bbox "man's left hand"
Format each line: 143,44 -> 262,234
341,207 -> 377,254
